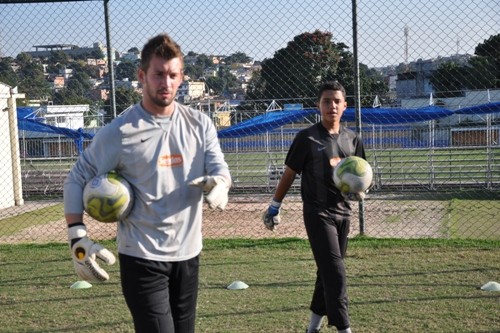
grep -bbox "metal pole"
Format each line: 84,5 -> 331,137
351,0 -> 365,235
104,0 -> 116,119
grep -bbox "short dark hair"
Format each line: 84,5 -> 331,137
317,81 -> 346,100
140,33 -> 183,72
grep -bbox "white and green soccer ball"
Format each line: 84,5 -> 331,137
83,172 -> 134,223
333,156 -> 373,193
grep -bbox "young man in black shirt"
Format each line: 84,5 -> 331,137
264,81 -> 366,333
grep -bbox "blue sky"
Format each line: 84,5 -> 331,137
1,0 -> 498,67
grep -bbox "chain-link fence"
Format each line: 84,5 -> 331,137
1,0 -> 499,243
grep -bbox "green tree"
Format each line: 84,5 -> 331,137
90,48 -> 105,59
225,52 -> 252,64
0,57 -> 18,87
244,30 -> 386,109
48,51 -> 69,66
116,61 -> 138,80
474,34 -> 500,88
430,62 -> 467,98
205,67 -> 239,96
103,87 -> 141,122
15,53 -> 51,101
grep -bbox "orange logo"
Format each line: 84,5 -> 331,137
158,154 -> 183,167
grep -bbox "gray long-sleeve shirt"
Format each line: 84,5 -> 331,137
64,102 -> 231,261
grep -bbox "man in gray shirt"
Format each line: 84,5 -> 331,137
64,33 -> 231,333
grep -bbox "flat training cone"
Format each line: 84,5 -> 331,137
480,281 -> 500,292
70,280 -> 92,289
227,280 -> 249,290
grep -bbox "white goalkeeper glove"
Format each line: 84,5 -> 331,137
263,199 -> 281,231
189,175 -> 230,210
67,224 -> 116,282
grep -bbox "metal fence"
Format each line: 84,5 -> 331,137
1,0 -> 499,243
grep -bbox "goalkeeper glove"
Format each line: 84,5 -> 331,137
263,199 -> 281,231
189,175 -> 230,210
68,224 -> 116,282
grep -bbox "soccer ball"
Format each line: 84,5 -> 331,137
333,156 -> 373,193
83,172 -> 134,223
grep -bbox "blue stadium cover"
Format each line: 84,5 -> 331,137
17,101 -> 500,143
217,108 -> 318,138
341,105 -> 454,124
454,101 -> 500,115
17,108 -> 93,153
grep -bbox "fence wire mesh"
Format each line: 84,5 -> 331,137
0,0 -> 499,243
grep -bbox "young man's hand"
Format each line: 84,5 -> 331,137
263,199 -> 281,231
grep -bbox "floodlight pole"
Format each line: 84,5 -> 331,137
352,0 -> 366,235
104,0 -> 116,119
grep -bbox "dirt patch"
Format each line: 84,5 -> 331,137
0,195 -> 449,244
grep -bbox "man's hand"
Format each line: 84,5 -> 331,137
341,191 -> 366,202
68,224 -> 116,282
189,175 -> 230,210
263,199 -> 281,231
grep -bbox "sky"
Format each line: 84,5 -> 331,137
0,0 -> 498,68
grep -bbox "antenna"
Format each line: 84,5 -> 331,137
0,29 -> 3,58
404,25 -> 409,64
456,36 -> 460,55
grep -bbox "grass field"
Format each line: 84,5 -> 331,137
1,238 -> 499,333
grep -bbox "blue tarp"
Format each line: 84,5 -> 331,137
217,108 -> 318,138
341,105 -> 455,124
16,101 -> 500,143
218,102 -> 500,138
454,101 -> 500,115
17,109 -> 93,153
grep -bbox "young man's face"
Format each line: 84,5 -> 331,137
318,89 -> 347,126
138,54 -> 183,113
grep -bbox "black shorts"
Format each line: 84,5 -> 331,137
119,253 -> 200,333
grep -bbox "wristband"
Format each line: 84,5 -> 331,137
270,199 -> 282,208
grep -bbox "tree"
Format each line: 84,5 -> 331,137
103,87 -> 141,122
474,34 -> 500,88
429,62 -> 467,98
15,53 -> 51,101
116,61 -> 138,80
0,57 -> 18,87
48,51 -> 69,66
243,30 -> 387,109
90,48 -> 105,60
225,52 -> 252,65
205,67 -> 239,96
430,33 -> 500,95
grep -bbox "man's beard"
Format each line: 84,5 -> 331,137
147,87 -> 174,107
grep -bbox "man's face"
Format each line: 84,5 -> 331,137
318,89 -> 347,126
138,54 -> 183,113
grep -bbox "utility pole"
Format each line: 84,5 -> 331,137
404,25 -> 409,65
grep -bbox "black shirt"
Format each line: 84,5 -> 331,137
285,123 -> 366,216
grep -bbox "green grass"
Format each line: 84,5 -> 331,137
0,204 -> 64,237
1,238 -> 499,333
448,199 -> 500,239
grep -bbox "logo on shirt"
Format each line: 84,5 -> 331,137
158,154 -> 183,167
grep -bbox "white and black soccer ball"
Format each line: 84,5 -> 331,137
333,156 -> 373,193
83,172 -> 134,223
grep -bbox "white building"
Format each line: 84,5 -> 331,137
35,104 -> 89,129
177,81 -> 206,103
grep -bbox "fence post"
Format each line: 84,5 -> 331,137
104,0 -> 117,119
351,0 -> 365,235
